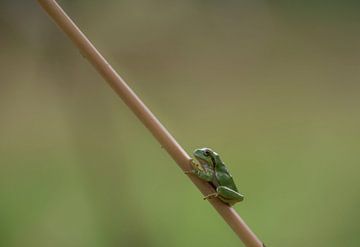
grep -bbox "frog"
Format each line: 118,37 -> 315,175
186,148 -> 244,206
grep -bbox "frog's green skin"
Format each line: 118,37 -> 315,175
189,148 -> 244,206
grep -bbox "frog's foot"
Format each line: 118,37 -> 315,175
190,159 -> 204,169
184,160 -> 198,174
184,170 -> 194,174
203,192 -> 218,200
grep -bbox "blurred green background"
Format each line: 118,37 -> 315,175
1,1 -> 360,246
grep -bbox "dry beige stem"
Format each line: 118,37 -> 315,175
37,1 -> 265,246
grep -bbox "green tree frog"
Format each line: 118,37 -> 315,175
187,148 -> 244,206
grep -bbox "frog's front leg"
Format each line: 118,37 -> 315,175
216,186 -> 244,204
185,160 -> 214,182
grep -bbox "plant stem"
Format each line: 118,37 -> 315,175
36,1 -> 265,246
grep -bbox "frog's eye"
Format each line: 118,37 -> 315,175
204,150 -> 210,156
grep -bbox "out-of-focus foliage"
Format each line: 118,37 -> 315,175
1,1 -> 360,246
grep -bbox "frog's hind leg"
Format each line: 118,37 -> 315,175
216,186 -> 244,203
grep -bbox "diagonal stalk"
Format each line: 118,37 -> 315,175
36,1 -> 265,246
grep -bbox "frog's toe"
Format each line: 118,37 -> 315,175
184,169 -> 194,174
203,193 -> 218,200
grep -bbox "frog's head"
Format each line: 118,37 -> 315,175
193,148 -> 217,167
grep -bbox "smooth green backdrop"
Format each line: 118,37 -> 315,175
1,1 -> 359,246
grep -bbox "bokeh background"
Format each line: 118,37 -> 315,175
1,1 -> 360,246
